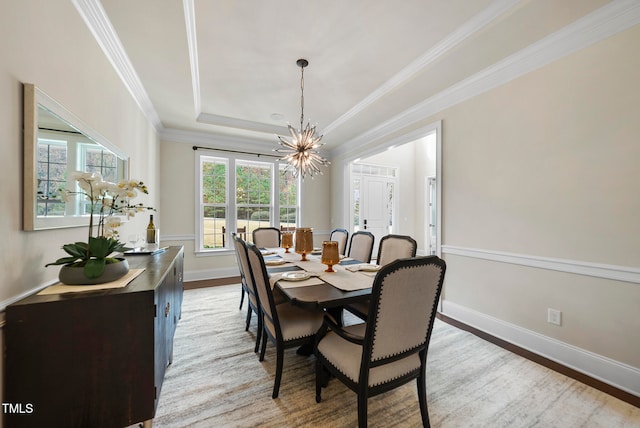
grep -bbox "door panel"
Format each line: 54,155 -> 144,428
361,176 -> 391,257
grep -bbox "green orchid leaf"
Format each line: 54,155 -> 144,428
61,243 -> 88,259
84,258 -> 106,278
88,236 -> 112,259
45,256 -> 80,267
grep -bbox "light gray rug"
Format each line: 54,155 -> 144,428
150,285 -> 640,427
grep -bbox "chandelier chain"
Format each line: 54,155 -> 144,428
300,66 -> 305,129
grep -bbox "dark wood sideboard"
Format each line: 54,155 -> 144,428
4,246 -> 184,427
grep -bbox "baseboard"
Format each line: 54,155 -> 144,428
440,300 -> 640,405
185,277 -> 240,289
185,267 -> 240,282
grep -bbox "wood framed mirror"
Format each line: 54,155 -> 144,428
23,83 -> 129,230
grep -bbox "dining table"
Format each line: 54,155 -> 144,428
263,247 -> 379,311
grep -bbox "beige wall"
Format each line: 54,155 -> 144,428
1,0 -> 160,300
0,0 -> 160,417
331,25 -> 640,381
158,140 -> 332,280
437,25 -> 640,368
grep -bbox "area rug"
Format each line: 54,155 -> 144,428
150,285 -> 640,427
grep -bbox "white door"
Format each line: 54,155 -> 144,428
361,176 -> 393,257
426,176 -> 437,255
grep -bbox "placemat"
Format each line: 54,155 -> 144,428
267,265 -> 302,274
276,276 -> 325,289
38,268 -> 146,295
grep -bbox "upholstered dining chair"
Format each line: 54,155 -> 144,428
376,234 -> 418,266
252,227 -> 281,248
345,234 -> 418,320
232,233 -> 263,353
329,228 -> 349,256
315,256 -> 446,428
246,242 -> 324,398
232,232 -> 248,311
347,231 -> 375,263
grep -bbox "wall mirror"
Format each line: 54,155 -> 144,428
23,83 -> 129,230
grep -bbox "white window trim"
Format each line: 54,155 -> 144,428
195,150 -> 300,255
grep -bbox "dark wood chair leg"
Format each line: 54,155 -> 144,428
315,359 -> 323,403
245,306 -> 252,331
239,287 -> 245,309
272,345 -> 284,398
259,330 -> 267,361
254,312 -> 262,353
327,307 -> 344,326
357,392 -> 368,428
418,368 -> 431,427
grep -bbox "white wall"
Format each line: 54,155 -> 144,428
352,137 -> 438,251
356,143 -> 416,235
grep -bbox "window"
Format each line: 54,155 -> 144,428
36,131 -> 126,218
197,151 -> 299,252
200,156 -> 228,249
37,138 -> 67,216
83,144 -> 119,182
236,160 -> 273,233
279,165 -> 298,229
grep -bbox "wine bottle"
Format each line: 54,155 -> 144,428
146,214 -> 157,244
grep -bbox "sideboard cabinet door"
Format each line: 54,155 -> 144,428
4,246 -> 184,428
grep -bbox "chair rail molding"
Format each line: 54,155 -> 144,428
441,245 -> 640,284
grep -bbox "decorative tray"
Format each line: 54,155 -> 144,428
124,247 -> 168,255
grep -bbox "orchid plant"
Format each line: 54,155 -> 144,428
46,171 -> 154,278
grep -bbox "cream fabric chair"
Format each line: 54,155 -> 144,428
315,256 -> 446,428
345,234 -> 417,320
246,242 -> 324,398
252,227 -> 281,248
232,232 -> 249,311
376,234 -> 417,267
232,233 -> 263,354
347,231 -> 374,263
329,228 -> 349,256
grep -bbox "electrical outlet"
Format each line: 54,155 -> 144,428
548,308 -> 562,326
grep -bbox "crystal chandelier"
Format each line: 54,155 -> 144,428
275,59 -> 330,178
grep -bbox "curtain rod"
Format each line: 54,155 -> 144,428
39,127 -> 82,135
192,145 -> 281,159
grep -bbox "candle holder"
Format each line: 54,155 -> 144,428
321,241 -> 340,272
295,227 -> 313,261
281,232 -> 294,253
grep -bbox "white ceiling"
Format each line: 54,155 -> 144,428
89,0 -> 631,155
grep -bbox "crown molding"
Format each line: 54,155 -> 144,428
323,0 -> 522,136
183,0 -> 201,116
78,0 -> 640,155
72,0 -> 163,130
196,112 -> 289,134
332,0 -> 640,158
